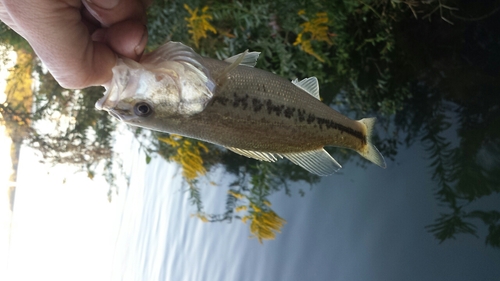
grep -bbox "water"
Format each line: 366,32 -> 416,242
110,128 -> 500,281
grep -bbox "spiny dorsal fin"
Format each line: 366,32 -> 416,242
141,41 -> 204,70
283,149 -> 341,176
226,147 -> 283,162
225,51 -> 261,67
292,77 -> 320,100
140,41 -> 216,92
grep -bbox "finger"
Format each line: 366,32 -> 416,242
0,1 -> 19,32
92,19 -> 147,61
83,0 -> 147,27
81,5 -> 101,34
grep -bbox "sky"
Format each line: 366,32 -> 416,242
0,48 -> 114,281
5,146 -> 115,281
0,123 -> 13,279
1,48 -> 16,279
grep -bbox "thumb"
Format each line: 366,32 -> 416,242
92,19 -> 148,61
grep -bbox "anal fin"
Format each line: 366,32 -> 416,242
283,149 -> 341,176
226,147 -> 341,176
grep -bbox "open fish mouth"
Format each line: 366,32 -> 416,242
95,92 -> 111,111
95,85 -> 126,121
106,109 -> 123,121
95,60 -> 132,111
95,85 -> 120,111
95,81 -> 119,111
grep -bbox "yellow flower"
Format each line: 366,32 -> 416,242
158,134 -> 208,181
235,205 -> 248,212
294,12 -> 334,62
248,210 -> 287,243
241,215 -> 251,224
5,50 -> 33,126
228,190 -> 245,199
250,203 -> 261,213
184,4 -> 217,48
193,213 -> 209,222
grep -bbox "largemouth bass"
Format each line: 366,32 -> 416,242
96,42 -> 386,175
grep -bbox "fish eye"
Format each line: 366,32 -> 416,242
133,102 -> 153,117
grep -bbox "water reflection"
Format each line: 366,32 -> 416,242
390,13 -> 500,247
396,82 -> 500,247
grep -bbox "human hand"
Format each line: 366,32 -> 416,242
0,0 -> 151,89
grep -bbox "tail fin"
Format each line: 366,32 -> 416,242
357,118 -> 387,168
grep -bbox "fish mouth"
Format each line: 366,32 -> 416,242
95,60 -> 132,111
95,79 -> 122,111
107,109 -> 123,121
95,93 -> 110,111
95,85 -> 126,121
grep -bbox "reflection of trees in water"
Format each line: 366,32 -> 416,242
395,82 -> 500,248
390,8 -> 500,247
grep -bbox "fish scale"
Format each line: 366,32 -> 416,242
194,57 -> 366,152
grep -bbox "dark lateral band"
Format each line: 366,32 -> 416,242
211,95 -> 367,144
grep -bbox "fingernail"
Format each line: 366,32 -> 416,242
86,0 -> 120,10
135,27 -> 148,57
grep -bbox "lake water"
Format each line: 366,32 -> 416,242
109,125 -> 500,281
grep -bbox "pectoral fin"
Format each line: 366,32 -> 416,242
283,149 -> 341,176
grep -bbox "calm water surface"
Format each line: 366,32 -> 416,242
110,123 -> 500,281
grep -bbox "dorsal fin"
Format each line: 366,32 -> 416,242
215,50 -> 248,87
292,77 -> 320,100
225,51 -> 261,67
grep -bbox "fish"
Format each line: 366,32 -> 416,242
96,41 -> 386,175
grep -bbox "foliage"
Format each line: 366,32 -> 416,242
0,44 -> 117,197
0,22 -> 32,54
2,50 -> 33,139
